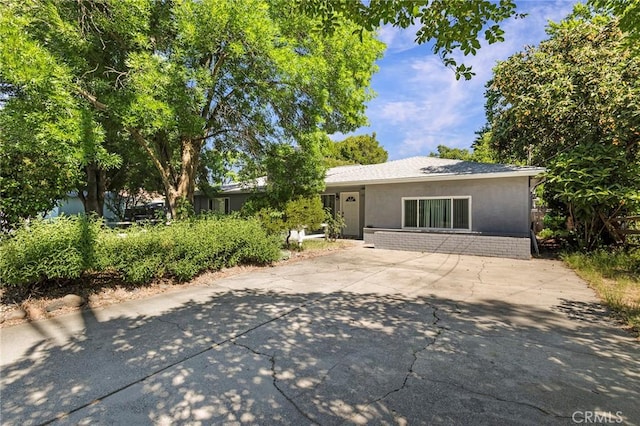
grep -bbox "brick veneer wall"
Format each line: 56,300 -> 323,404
363,229 -> 531,260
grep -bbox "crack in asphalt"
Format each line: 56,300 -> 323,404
405,310 -> 576,421
300,358 -> 344,397
230,340 -> 318,425
39,256 -> 411,425
464,259 -> 485,302
427,377 -> 573,420
38,301 -> 311,426
433,323 -> 621,361
414,254 -> 462,294
362,307 -> 444,411
155,317 -> 192,334
36,251 -> 485,425
476,259 -> 486,286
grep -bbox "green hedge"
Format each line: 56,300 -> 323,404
0,215 -> 281,286
0,216 -> 101,286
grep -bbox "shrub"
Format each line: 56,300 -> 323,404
0,215 -> 101,286
0,215 -> 281,287
284,197 -> 325,232
97,216 -> 281,283
251,207 -> 286,236
324,208 -> 346,241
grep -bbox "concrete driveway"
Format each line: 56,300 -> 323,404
1,245 -> 638,425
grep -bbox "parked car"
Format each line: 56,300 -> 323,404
124,202 -> 167,223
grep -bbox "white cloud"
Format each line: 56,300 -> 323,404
377,24 -> 421,54
378,101 -> 423,124
454,1 -> 576,81
352,1 -> 580,159
367,53 -> 480,156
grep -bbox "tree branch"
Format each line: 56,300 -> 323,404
128,127 -> 173,193
75,87 -> 108,112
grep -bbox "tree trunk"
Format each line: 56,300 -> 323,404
129,128 -> 201,220
165,186 -> 180,220
164,139 -> 200,219
81,163 -> 105,217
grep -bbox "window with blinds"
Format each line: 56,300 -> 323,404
403,197 -> 470,230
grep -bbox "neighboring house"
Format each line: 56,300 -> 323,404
195,157 -> 544,260
45,192 -> 119,221
46,192 -> 166,223
193,177 -> 268,216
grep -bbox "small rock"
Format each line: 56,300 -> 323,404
46,301 -> 66,312
63,294 -> 85,308
26,306 -> 45,319
4,309 -> 27,321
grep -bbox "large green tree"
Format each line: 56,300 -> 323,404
427,132 -> 498,163
429,145 -> 474,161
0,2 -> 120,224
484,5 -> 640,248
0,0 -> 384,220
325,133 -> 388,167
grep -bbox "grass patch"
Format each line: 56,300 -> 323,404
563,249 -> 640,333
294,238 -> 355,252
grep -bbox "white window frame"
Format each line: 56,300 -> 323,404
401,196 -> 472,231
208,197 -> 230,214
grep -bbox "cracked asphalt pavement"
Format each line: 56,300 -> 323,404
1,244 -> 638,425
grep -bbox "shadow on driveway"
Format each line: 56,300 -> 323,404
1,288 -> 638,425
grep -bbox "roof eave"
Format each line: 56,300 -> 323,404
326,169 -> 546,188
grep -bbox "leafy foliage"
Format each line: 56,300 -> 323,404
1,0 -> 384,219
262,138 -> 327,210
0,216 -> 280,286
174,197 -> 195,221
545,143 -> 640,248
0,1 -> 123,223
429,145 -> 474,161
299,0 -> 519,80
0,216 -> 101,285
428,136 -> 499,163
284,197 -> 325,232
251,197 -> 326,248
98,217 -> 281,283
564,248 -> 640,331
590,0 -> 640,52
325,133 -> 388,167
469,130 -> 500,164
250,208 -> 286,237
0,125 -> 82,227
324,208 -> 346,241
484,6 -> 640,249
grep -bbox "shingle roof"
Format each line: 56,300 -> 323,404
220,156 -> 544,193
325,156 -> 544,186
221,176 -> 268,193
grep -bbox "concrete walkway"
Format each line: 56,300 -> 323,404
1,245 -> 638,425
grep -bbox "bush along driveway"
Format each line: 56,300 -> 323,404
1,245 -> 638,425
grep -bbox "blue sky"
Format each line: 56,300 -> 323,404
342,1 -> 579,160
